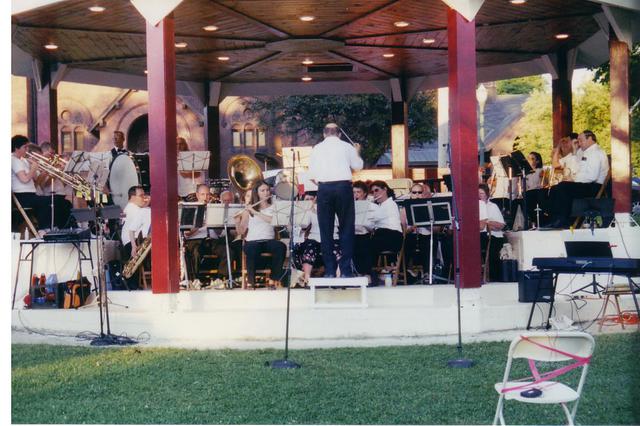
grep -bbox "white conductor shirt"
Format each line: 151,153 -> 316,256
308,136 -> 363,183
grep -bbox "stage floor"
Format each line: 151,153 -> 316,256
11,281 -> 638,349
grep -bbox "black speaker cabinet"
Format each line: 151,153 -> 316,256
518,271 -> 554,303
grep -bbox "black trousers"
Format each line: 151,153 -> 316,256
317,180 -> 355,276
13,192 -> 52,230
404,232 -> 430,270
215,238 -> 243,278
243,239 -> 286,285
122,242 -> 139,290
550,182 -> 600,226
371,228 -> 403,264
480,233 -> 504,282
353,233 -> 373,275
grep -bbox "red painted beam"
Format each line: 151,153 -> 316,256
610,38 -> 631,213
552,50 -> 572,147
146,16 -> 180,293
448,9 -> 481,289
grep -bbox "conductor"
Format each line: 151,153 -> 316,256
309,123 -> 363,278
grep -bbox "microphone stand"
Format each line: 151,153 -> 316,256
267,148 -> 300,369
445,142 -> 475,368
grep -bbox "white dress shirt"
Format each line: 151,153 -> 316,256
245,205 -> 275,241
574,143 -> 609,184
121,202 -> 151,246
558,154 -> 580,182
371,198 -> 402,233
479,200 -> 505,238
11,155 -> 36,193
525,168 -> 543,190
309,136 -> 363,183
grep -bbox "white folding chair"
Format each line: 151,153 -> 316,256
493,331 -> 595,426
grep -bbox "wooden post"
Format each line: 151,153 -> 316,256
391,101 -> 409,179
609,37 -> 631,213
205,105 -> 221,179
146,16 -> 180,293
552,49 -> 572,147
448,9 -> 481,289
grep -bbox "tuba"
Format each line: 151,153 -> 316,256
227,154 -> 263,194
122,236 -> 151,279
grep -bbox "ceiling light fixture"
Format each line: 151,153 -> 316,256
383,53 -> 395,58
509,0 -> 527,4
301,76 -> 312,82
175,42 -> 188,48
555,33 -> 569,39
44,43 -> 58,50
394,21 -> 409,27
299,15 -> 315,22
302,58 -> 314,65
144,69 -> 148,74
217,56 -> 230,61
422,38 -> 436,44
203,25 -> 219,31
88,5 -> 105,12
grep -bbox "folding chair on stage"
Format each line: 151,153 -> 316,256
493,331 -> 595,426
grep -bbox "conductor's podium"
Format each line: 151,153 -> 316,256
309,277 -> 368,308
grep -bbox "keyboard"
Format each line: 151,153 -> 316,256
532,257 -> 640,275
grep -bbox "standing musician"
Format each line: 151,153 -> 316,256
352,180 -> 376,276
121,185 -> 151,289
34,142 -> 74,229
110,131 -> 129,161
11,135 -> 51,231
369,181 -> 403,277
479,184 -> 505,282
237,181 -> 286,289
309,123 -> 363,278
400,183 -> 433,274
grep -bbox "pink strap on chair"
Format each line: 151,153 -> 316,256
501,335 -> 591,394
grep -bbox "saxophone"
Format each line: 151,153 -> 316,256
123,237 -> 151,279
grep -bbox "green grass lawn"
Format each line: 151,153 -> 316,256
11,332 -> 640,424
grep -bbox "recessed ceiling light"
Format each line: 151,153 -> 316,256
555,33 -> 569,39
44,43 -> 58,50
422,38 -> 436,44
299,15 -> 315,22
88,5 -> 105,12
175,42 -> 188,48
509,0 -> 527,4
383,53 -> 395,58
217,56 -> 230,61
301,76 -> 312,82
144,69 -> 148,74
202,25 -> 219,32
302,58 -> 314,65
394,21 -> 410,28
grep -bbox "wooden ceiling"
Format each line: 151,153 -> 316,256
12,0 -> 603,84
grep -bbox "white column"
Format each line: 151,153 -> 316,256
437,87 -> 450,171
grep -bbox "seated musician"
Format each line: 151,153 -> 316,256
369,180 -> 403,271
237,181 -> 286,289
183,184 -> 219,281
34,142 -> 74,229
121,185 -> 151,289
212,189 -> 242,281
352,180 -> 376,276
548,130 -> 609,228
487,156 -> 517,225
11,135 -> 52,231
401,183 -> 433,274
291,192 -> 322,288
479,184 -> 505,282
523,151 -> 544,226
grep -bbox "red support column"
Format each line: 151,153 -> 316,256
448,9 -> 481,289
146,16 -> 180,293
552,50 -> 572,147
609,37 -> 631,213
391,101 -> 409,179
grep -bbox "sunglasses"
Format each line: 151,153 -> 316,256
411,191 -> 423,194
372,188 -> 382,192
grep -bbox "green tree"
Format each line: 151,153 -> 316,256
496,76 -> 545,95
249,92 -> 436,166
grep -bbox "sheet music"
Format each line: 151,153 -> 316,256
178,151 -> 210,172
206,203 -> 243,227
282,146 -> 312,170
271,200 -> 314,226
65,151 -> 111,173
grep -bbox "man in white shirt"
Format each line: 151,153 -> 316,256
121,185 -> 151,288
309,123 -> 363,277
549,130 -> 609,228
479,184 -> 505,282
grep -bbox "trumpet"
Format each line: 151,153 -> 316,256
25,151 -> 106,202
123,236 -> 151,279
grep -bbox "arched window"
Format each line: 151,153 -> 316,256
244,124 -> 255,148
74,127 -> 85,151
257,128 -> 266,147
60,126 -> 72,153
231,124 -> 242,148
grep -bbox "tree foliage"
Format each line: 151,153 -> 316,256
249,92 -> 436,166
496,76 -> 545,95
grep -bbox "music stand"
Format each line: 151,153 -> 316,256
178,151 -> 210,194
271,200 -> 314,226
206,203 -> 244,288
179,203 -> 206,230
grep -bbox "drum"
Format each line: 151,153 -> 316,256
109,154 -> 140,209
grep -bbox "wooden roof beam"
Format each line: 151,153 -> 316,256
320,0 -> 403,37
344,43 -> 546,55
206,0 -> 290,38
216,51 -> 285,80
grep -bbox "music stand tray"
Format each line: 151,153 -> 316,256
179,202 -> 206,230
206,204 -> 244,227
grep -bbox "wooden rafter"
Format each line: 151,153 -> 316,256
216,51 -> 286,80
344,43 -> 546,55
326,50 -> 397,78
206,0 -> 290,38
320,0 -> 403,37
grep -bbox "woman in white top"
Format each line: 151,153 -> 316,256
524,151 -> 544,227
11,135 -> 51,230
479,184 -> 505,282
238,181 -> 286,289
369,180 -> 403,269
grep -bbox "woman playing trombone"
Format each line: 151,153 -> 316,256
237,181 -> 286,289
